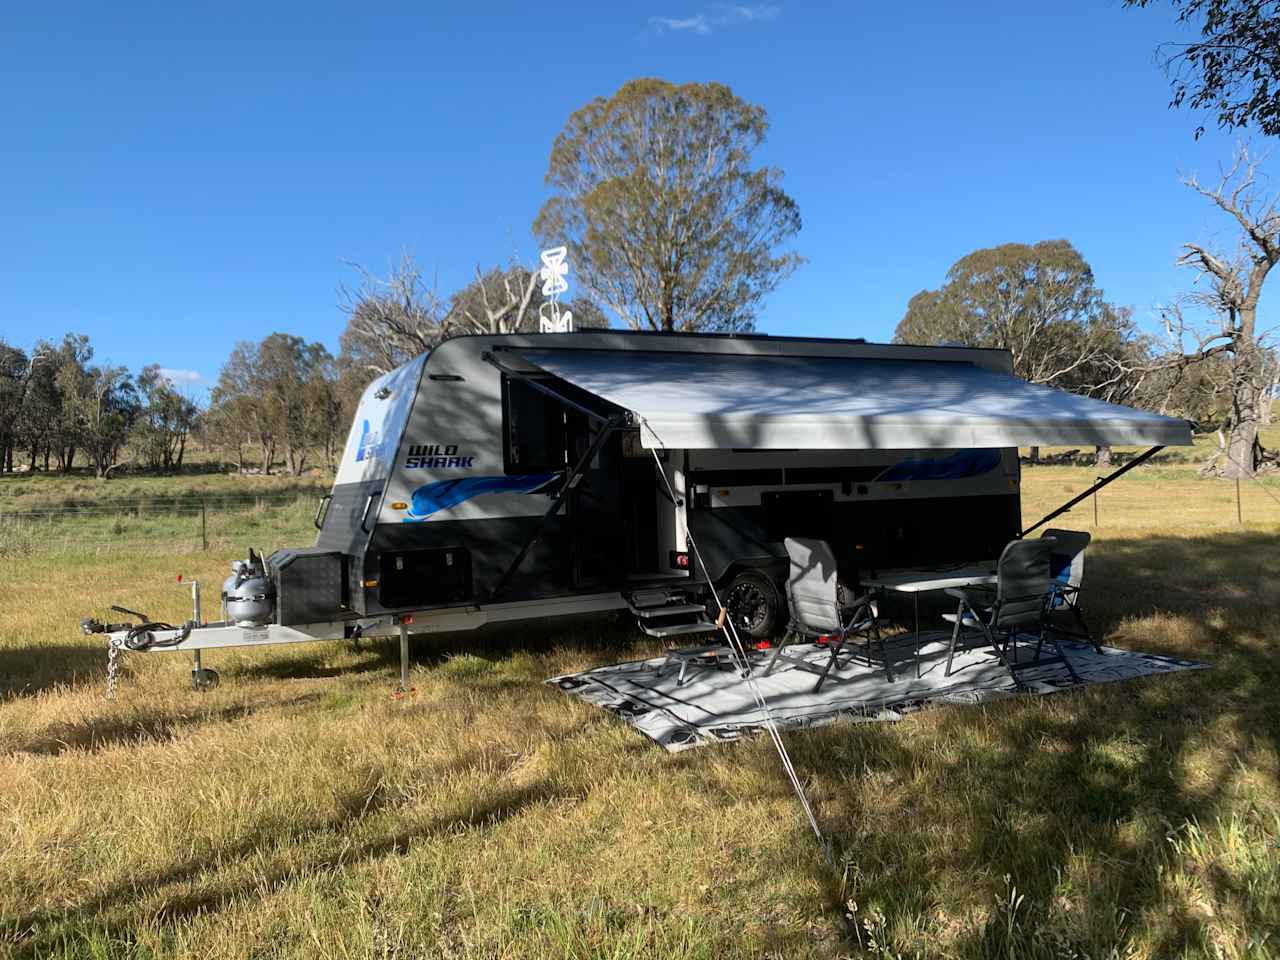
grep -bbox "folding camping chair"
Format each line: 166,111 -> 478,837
941,538 -> 1080,684
763,537 -> 890,689
1039,528 -> 1100,653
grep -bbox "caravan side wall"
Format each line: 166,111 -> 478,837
683,446 -> 1021,582
314,333 -> 1026,619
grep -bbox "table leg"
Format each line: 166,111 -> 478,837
914,591 -> 921,680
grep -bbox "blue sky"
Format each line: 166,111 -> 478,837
1,1 -> 1272,393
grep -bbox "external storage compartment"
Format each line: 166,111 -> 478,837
268,548 -> 348,625
378,547 -> 473,609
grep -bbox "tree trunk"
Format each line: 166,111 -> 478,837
1028,445 -> 1040,465
42,446 -> 50,471
1216,343 -> 1265,479
1095,445 -> 1112,468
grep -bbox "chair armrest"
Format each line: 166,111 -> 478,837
844,590 -> 878,610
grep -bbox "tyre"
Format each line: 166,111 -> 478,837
722,570 -> 783,641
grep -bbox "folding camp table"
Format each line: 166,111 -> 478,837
862,564 -> 998,678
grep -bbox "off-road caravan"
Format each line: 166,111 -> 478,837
85,331 -> 1192,688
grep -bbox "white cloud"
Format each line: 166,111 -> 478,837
730,4 -> 779,22
157,368 -> 205,387
655,14 -> 712,33
652,4 -> 779,34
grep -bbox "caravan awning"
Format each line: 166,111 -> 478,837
515,348 -> 1194,450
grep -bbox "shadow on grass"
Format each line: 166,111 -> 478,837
4,747 -> 578,958
232,612 -> 642,684
0,643 -> 109,702
774,529 -> 1280,955
11,692 -> 324,757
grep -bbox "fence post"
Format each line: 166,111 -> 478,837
201,500 -> 208,551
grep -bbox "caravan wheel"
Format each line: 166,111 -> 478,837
723,571 -> 782,641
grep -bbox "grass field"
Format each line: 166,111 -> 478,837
1,448 -> 1279,959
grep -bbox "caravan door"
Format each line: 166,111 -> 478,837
564,414 -> 626,589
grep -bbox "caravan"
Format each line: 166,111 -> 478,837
84,331 -> 1192,686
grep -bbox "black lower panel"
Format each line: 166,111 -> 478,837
363,515 -> 572,613
689,493 -> 1022,583
379,547 -> 473,608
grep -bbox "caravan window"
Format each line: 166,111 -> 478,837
502,377 -> 568,474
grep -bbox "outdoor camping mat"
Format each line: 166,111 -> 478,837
546,632 -> 1208,753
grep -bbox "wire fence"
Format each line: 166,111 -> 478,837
0,490 -> 326,553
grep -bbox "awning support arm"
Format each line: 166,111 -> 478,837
488,415 -> 627,603
1019,445 -> 1164,538
481,351 -> 614,425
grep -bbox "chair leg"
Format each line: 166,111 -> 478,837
813,630 -> 845,692
944,601 -> 966,677
763,631 -> 789,677
1044,630 -> 1080,681
876,620 -> 894,683
1070,600 -> 1102,654
986,624 -> 1017,677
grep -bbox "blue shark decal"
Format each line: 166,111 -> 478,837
355,420 -> 374,462
876,449 -> 1003,482
404,473 -> 562,520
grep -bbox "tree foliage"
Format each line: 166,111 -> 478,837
893,240 -> 1139,392
208,334 -> 342,476
56,360 -> 139,478
1125,0 -> 1280,137
134,365 -> 199,471
534,78 -> 802,333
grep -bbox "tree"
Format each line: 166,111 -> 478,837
338,254 -> 451,378
894,240 -> 1139,389
211,334 -> 337,476
15,340 -> 63,471
534,78 -> 803,333
336,255 -> 607,393
0,342 -> 30,473
212,342 -> 278,473
894,240 -> 1144,464
133,365 -> 199,472
1154,145 -> 1280,476
57,362 -> 139,478
1125,0 -> 1280,137
48,335 -> 94,472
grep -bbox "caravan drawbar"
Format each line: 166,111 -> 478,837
84,331 -> 1193,687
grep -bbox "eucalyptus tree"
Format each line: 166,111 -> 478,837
894,240 -> 1143,464
535,78 -> 802,332
1125,0 -> 1280,137
894,240 -> 1138,391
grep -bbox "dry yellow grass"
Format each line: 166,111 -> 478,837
1,459 -> 1278,958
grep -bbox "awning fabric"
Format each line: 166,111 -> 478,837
516,348 -> 1194,450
